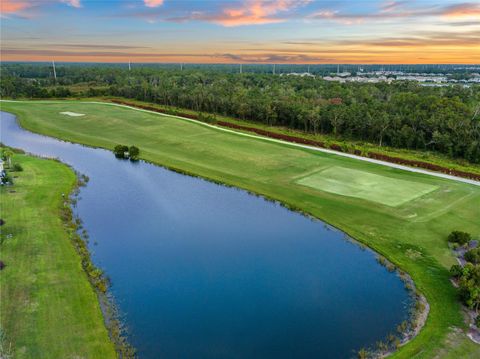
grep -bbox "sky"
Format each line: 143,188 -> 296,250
1,0 -> 479,64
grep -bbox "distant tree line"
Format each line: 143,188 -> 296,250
1,64 -> 479,163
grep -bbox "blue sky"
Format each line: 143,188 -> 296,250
1,0 -> 479,63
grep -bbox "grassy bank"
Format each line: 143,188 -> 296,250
0,151 -> 116,358
1,100 -> 480,357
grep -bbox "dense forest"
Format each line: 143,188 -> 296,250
1,63 -> 480,163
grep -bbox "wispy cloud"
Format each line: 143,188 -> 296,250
61,0 -> 82,8
441,2 -> 480,17
1,0 -> 82,17
217,52 -> 333,62
124,0 -> 311,26
0,48 -> 193,57
0,0 -> 32,14
309,1 -> 480,24
46,43 -> 150,49
204,0 -> 311,27
1,47 -> 334,63
144,0 -> 164,8
281,29 -> 480,48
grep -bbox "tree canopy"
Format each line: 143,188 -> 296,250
2,63 -> 479,163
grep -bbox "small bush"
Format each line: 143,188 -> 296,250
128,146 -> 140,161
448,231 -> 472,246
450,264 -> 463,277
113,145 -> 129,159
464,248 -> 480,264
476,315 -> 480,328
11,163 -> 23,172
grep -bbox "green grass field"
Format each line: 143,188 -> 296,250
1,100 -> 480,358
97,96 -> 480,177
297,166 -> 439,207
0,153 -> 116,359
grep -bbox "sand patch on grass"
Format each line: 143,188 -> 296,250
60,111 -> 85,117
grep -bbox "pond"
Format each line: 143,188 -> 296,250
1,111 -> 412,358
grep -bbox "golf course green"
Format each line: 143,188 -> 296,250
1,100 -> 480,358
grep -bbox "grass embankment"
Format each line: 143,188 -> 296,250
0,152 -> 116,358
1,101 -> 480,358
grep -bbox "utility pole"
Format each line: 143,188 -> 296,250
52,60 -> 57,82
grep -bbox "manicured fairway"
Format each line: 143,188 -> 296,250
297,166 -> 439,207
0,153 -> 116,359
1,101 -> 480,358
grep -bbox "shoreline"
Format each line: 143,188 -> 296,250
67,170 -> 136,358
1,110 -> 426,357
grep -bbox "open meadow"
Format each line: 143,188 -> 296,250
1,100 -> 480,358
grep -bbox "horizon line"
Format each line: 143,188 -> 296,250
2,61 -> 479,66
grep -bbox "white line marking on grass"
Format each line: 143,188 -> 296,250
2,99 -> 480,187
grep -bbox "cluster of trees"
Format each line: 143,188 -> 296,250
450,263 -> 480,314
449,231 -> 480,323
113,145 -> 140,161
2,64 -> 479,163
447,230 -> 472,246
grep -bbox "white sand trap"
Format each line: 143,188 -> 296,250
60,111 -> 85,117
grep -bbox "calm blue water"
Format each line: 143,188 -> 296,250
1,111 -> 412,358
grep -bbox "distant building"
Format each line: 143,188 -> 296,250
282,72 -> 315,78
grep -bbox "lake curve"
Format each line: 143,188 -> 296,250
1,111 -> 412,358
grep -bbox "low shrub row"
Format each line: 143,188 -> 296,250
367,153 -> 480,181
